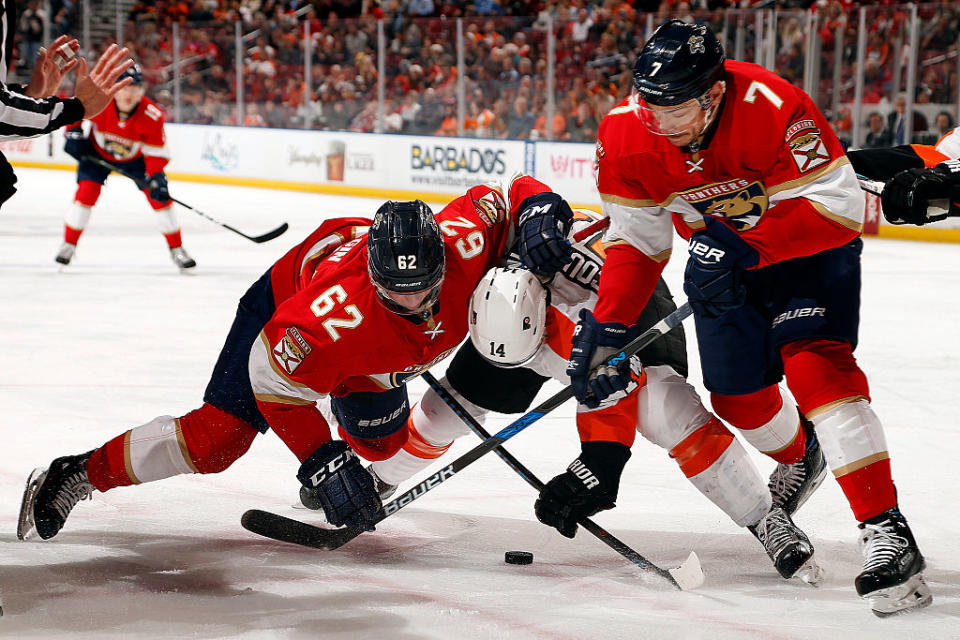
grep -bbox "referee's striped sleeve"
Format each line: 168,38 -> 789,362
0,83 -> 84,140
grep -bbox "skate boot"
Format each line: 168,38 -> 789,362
855,508 -> 932,617
769,417 -> 827,516
55,242 -> 76,265
748,506 -> 820,581
298,465 -> 397,510
17,451 -> 94,540
170,246 -> 196,270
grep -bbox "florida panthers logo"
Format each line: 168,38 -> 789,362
680,179 -> 769,230
688,35 -> 705,54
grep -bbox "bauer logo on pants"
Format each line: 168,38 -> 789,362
273,327 -> 312,375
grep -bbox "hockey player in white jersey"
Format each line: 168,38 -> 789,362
339,211 -> 825,581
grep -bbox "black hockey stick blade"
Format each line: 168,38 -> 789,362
241,509 -> 361,550
221,220 -> 289,243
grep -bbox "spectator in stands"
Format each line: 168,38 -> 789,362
887,94 -> 928,145
407,0 -> 435,17
570,7 -> 594,43
934,111 -> 954,138
18,0 -> 46,68
864,111 -> 893,149
506,94 -> 535,139
565,101 -> 597,142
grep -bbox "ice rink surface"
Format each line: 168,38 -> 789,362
1,167 -> 958,639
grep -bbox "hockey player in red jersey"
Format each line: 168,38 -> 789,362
356,211 -> 820,581
18,174 -> 574,538
562,20 -> 930,616
848,128 -> 960,226
55,64 -> 196,270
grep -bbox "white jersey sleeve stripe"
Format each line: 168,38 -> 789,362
601,199 -> 675,260
768,159 -> 864,232
249,332 -> 325,405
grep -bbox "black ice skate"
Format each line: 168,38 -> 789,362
55,242 -> 76,266
855,508 -> 932,617
748,506 -> 821,582
170,246 -> 197,270
769,417 -> 827,516
17,451 -> 94,541
298,466 -> 397,511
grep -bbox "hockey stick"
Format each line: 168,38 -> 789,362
571,215 -> 609,241
84,155 -> 289,243
241,303 -> 694,553
420,371 -> 704,590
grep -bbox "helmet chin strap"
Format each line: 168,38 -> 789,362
692,80 -> 726,143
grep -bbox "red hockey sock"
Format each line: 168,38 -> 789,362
712,387 -> 806,464
163,230 -> 183,249
86,432 -> 134,492
837,458 -> 898,521
64,225 -> 82,245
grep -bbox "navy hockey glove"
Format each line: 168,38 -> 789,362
146,172 -> 170,203
566,308 -> 639,409
881,161 -> 960,225
297,440 -> 381,531
517,192 -> 573,277
63,128 -> 93,161
683,219 -> 759,319
535,441 -> 631,538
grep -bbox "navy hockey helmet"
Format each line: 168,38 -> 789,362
119,63 -> 144,86
367,200 -> 445,317
633,20 -> 725,107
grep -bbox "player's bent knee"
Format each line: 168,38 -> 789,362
781,339 -> 870,416
636,365 -> 713,450
178,403 -> 257,474
75,180 -> 102,207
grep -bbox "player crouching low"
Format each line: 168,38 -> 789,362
353,213 -> 823,583
56,64 -> 195,270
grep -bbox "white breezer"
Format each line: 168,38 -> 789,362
469,267 -> 548,368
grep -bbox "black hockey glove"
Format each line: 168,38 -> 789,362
881,161 -> 960,225
146,172 -> 170,203
63,128 -> 93,162
517,192 -> 573,277
567,308 -> 640,409
535,441 -> 631,539
297,440 -> 381,531
683,219 -> 759,319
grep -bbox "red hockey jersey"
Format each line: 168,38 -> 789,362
70,96 -> 170,175
249,175 -> 553,459
593,60 -> 864,324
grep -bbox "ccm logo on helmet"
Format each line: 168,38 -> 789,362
689,239 -> 725,263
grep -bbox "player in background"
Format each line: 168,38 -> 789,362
847,128 -> 960,226
566,20 -> 929,616
18,174 -> 574,540
55,64 -> 196,270
359,211 -> 821,581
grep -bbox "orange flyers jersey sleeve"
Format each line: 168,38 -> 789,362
935,128 -> 960,160
89,97 -> 170,173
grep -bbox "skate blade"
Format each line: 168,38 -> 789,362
795,557 -> 825,586
17,467 -> 47,541
865,574 -> 933,617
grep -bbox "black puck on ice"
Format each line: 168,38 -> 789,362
504,551 -> 534,565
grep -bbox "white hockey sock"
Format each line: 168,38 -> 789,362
124,415 -> 197,484
65,202 -> 93,233
734,386 -> 802,457
153,206 -> 180,235
809,399 -> 888,476
685,437 -> 773,528
371,380 -> 486,486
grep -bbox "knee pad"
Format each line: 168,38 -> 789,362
781,339 -> 870,416
74,180 -> 102,207
178,403 -> 257,474
636,365 -> 713,450
712,385 -> 802,458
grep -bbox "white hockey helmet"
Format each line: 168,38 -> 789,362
469,267 -> 548,368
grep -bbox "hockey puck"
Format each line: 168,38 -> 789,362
504,551 -> 533,565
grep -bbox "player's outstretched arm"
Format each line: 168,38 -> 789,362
881,161 -> 960,225
74,44 -> 134,118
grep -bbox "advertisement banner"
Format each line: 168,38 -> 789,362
532,141 -> 600,206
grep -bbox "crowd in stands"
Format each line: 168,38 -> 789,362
12,0 -> 960,147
